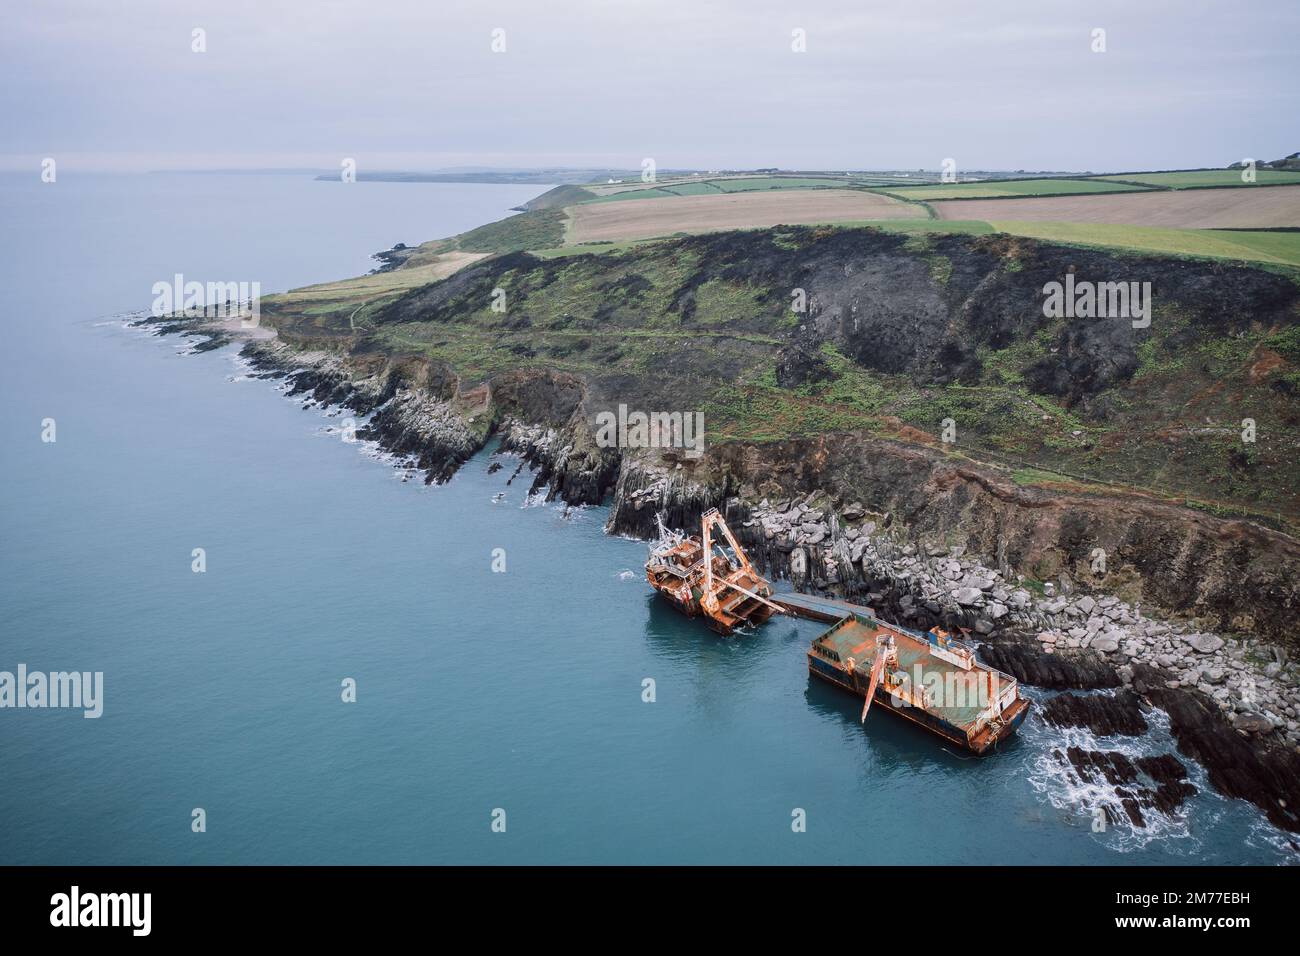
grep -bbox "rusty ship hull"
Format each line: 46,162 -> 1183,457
777,593 -> 1029,755
645,509 -> 780,635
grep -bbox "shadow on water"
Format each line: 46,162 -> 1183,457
640,591 -> 811,670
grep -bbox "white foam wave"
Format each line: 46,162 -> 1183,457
1021,689 -> 1200,854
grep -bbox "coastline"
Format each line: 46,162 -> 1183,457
140,311 -> 1300,841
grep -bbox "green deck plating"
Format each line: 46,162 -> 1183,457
777,592 -> 1030,754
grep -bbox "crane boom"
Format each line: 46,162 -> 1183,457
860,636 -> 897,723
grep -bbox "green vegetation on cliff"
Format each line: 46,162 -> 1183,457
262,224 -> 1300,531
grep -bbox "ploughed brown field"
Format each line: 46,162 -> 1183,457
566,189 -> 915,242
932,185 -> 1300,229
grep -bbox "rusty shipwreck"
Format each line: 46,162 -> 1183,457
646,511 -> 1030,754
783,592 -> 1030,755
645,508 -> 783,634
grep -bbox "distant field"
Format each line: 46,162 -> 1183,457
878,179 -> 1149,200
584,178 -> 697,197
566,189 -> 915,242
656,181 -> 726,196
590,176 -> 864,202
987,221 -> 1300,267
588,185 -> 692,203
711,176 -> 856,192
1094,170 -> 1300,189
932,185 -> 1300,229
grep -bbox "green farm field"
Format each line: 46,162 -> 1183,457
877,179 -> 1151,200
590,176 -> 866,202
826,218 -> 1300,268
1094,170 -> 1300,189
988,221 -> 1300,268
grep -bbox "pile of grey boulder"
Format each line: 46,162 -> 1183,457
742,495 -> 1300,749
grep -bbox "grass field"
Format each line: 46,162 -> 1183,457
932,185 -> 1300,230
656,181 -> 727,196
988,221 -> 1300,267
711,176 -> 858,192
1094,170 -> 1300,189
877,178 -> 1150,200
588,185 -> 690,203
813,218 -> 1300,268
589,176 -> 864,202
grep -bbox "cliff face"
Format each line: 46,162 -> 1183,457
555,422 -> 1299,645
597,435 -> 1300,643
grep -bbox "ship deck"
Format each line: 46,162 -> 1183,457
776,592 -> 1014,733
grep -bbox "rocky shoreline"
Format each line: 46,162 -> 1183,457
521,430 -> 1300,837
148,317 -> 1300,840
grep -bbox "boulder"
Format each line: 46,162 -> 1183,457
1092,634 -> 1121,654
1187,634 -> 1225,655
1231,713 -> 1273,735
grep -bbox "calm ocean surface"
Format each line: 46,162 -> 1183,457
0,172 -> 1292,864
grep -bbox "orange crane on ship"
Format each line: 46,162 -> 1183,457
645,508 -> 784,634
852,634 -> 898,723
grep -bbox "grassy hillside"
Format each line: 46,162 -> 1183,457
268,226 -> 1299,531
521,184 -> 596,210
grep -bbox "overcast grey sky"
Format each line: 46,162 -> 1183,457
2,0 -> 1296,173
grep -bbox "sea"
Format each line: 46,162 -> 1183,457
0,171 -> 1293,864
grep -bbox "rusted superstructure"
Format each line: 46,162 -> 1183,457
645,509 -> 782,634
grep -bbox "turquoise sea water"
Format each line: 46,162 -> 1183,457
0,172 -> 1293,864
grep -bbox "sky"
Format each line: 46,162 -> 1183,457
1,0 -> 1296,173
